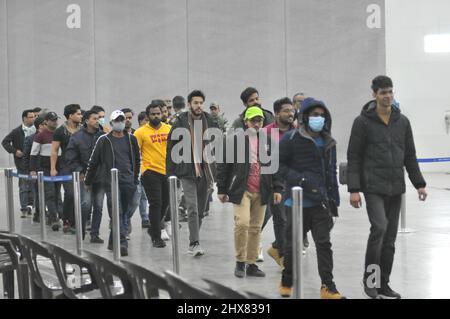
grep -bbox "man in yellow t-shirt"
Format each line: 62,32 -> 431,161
134,100 -> 172,248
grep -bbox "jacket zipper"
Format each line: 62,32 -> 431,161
229,175 -> 237,191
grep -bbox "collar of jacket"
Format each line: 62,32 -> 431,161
177,111 -> 215,127
362,100 -> 401,124
297,125 -> 336,151
82,126 -> 101,135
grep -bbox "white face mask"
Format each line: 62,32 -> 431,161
98,118 -> 106,127
111,122 -> 125,132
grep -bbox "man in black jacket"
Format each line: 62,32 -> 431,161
278,98 -> 344,299
231,87 -> 275,129
23,116 -> 45,222
217,107 -> 283,278
166,90 -> 218,257
66,110 -> 104,242
84,110 -> 140,256
2,109 -> 36,217
347,75 -> 427,299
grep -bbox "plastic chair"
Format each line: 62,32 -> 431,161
203,278 -> 249,299
0,232 -> 30,299
164,270 -> 214,299
0,239 -> 16,298
121,260 -> 176,299
19,235 -> 64,299
44,242 -> 102,299
83,251 -> 133,299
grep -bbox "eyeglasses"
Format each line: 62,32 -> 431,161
250,118 -> 264,124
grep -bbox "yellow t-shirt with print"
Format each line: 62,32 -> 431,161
134,123 -> 171,175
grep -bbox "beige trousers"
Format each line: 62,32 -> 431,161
233,191 -> 266,264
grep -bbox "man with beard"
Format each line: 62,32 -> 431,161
261,97 -> 296,266
231,87 -> 274,130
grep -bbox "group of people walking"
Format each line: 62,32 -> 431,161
2,75 -> 427,299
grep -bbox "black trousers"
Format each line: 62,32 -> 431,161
363,193 -> 402,286
282,205 -> 334,287
142,170 -> 169,241
62,182 -> 74,226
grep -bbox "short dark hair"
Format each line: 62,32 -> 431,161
91,105 -> 105,113
240,87 -> 259,105
173,96 -> 186,110
138,111 -> 147,123
188,90 -> 205,104
146,100 -> 165,116
371,76 -> 393,93
273,98 -> 293,114
121,108 -> 134,115
83,110 -> 98,122
64,104 -> 81,119
292,93 -> 304,101
34,116 -> 45,130
32,107 -> 42,113
22,109 -> 35,120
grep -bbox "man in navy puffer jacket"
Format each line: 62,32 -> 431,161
278,97 -> 345,299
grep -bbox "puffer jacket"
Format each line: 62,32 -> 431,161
278,98 -> 339,209
347,100 -> 426,195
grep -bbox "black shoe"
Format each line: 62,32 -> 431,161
152,238 -> 166,248
234,262 -> 246,278
21,209 -> 28,219
120,246 -> 128,257
362,279 -> 379,299
27,206 -> 33,216
141,220 -> 150,228
51,222 -> 60,231
90,235 -> 105,244
378,284 -> 401,299
204,211 -> 209,217
33,215 -> 40,223
246,264 -> 266,277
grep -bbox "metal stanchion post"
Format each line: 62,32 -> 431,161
292,187 -> 304,299
4,168 -> 15,233
37,172 -> 46,242
398,193 -> 416,233
111,169 -> 121,261
169,176 -> 180,274
73,172 -> 83,255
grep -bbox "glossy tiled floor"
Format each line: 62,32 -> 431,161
1,172 -> 450,299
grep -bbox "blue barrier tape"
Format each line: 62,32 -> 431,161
11,172 -> 72,182
417,157 -> 450,163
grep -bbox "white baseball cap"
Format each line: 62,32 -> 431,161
110,110 -> 125,121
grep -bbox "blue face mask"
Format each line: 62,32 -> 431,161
308,116 -> 325,132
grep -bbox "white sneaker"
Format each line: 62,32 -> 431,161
188,243 -> 205,257
161,229 -> 170,241
165,221 -> 172,236
256,246 -> 264,262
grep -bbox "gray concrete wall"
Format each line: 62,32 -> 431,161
0,0 -> 385,167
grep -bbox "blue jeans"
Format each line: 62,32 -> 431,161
106,184 -> 137,248
80,183 -> 106,238
123,182 -> 149,233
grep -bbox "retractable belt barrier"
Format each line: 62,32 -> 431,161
11,172 -> 73,182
